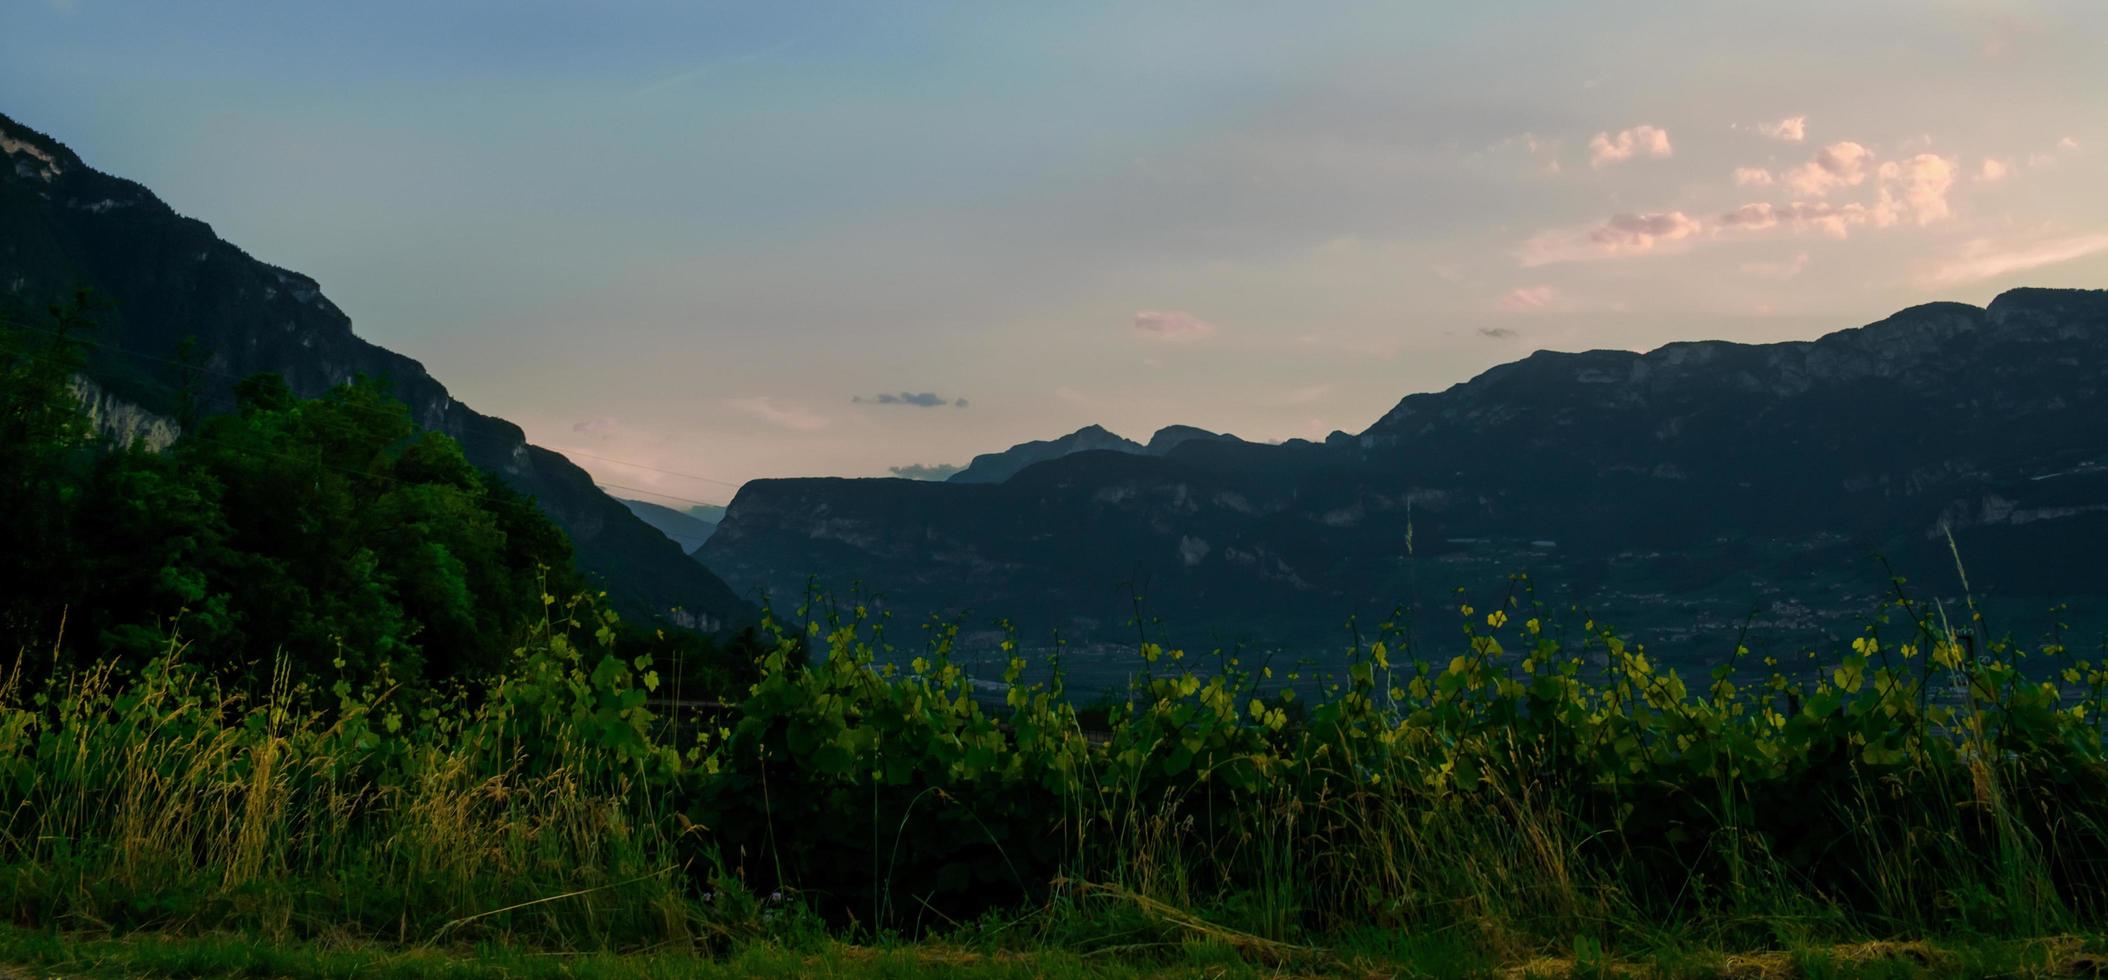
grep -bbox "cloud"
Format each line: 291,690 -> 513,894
1494,285 -> 1558,311
888,463 -> 963,481
1590,211 -> 1702,249
1733,167 -> 1775,187
854,391 -> 966,408
1132,309 -> 1217,339
1875,153 -> 1956,226
1715,152 -> 1954,242
571,417 -> 620,439
725,396 -> 828,431
1782,141 -> 1874,197
1757,116 -> 1807,142
2029,137 -> 2082,170
1477,326 -> 1520,339
1718,202 -> 1778,230
1790,201 -> 1877,238
1588,125 -> 1673,167
1518,210 -> 1702,266
1976,158 -> 2011,183
1918,232 -> 2108,286
1739,251 -> 1810,279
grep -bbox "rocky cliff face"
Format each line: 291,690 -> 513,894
707,290 -> 2108,667
70,376 -> 180,452
0,111 -> 751,631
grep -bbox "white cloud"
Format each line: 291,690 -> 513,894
1757,115 -> 1807,142
1733,167 -> 1774,187
1976,158 -> 2010,183
1782,141 -> 1873,197
1919,232 -> 2108,286
725,396 -> 828,431
1588,125 -> 1673,167
1495,285 -> 1558,311
1132,309 -> 1218,340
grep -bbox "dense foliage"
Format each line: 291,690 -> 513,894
0,302 -> 763,691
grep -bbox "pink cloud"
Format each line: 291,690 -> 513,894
1518,211 -> 1703,266
1976,158 -> 2011,183
1718,202 -> 1778,230
1590,211 -> 1702,248
1785,201 -> 1874,238
1757,115 -> 1807,142
1782,141 -> 1874,197
1132,309 -> 1218,340
1588,125 -> 1673,167
1876,154 -> 1957,226
1733,166 -> 1774,187
1495,285 -> 1558,312
1919,232 -> 2108,286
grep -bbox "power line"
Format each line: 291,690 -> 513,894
550,447 -> 740,488
594,482 -> 729,510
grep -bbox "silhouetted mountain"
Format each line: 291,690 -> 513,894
945,423 -> 1241,486
947,424 -> 1145,483
619,497 -> 719,552
706,290 -> 2108,674
0,110 -> 752,631
1145,424 -> 1240,454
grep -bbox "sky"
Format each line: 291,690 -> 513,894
5,1 -> 2105,507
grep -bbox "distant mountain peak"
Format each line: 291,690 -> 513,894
947,424 -> 1145,483
1146,424 -> 1239,454
946,422 -> 1243,484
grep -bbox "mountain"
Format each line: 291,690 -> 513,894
947,423 -> 1241,484
947,424 -> 1145,483
1145,424 -> 1240,454
0,111 -> 752,631
704,291 -> 2108,681
619,497 -> 720,553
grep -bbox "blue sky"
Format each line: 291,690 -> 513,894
6,1 -> 2105,503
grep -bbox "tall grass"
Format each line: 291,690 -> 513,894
0,598 -> 716,948
0,579 -> 2103,965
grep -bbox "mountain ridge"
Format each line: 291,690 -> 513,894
0,110 -> 753,631
705,289 -> 2108,676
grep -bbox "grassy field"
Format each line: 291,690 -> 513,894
2,578 -> 2106,977
0,926 -> 2102,977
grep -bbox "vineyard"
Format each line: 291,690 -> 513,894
2,577 -> 2105,976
